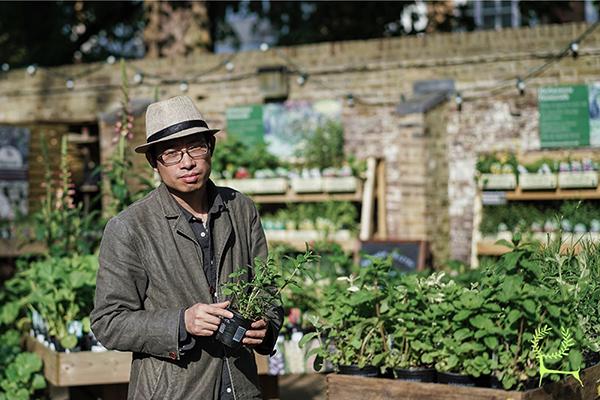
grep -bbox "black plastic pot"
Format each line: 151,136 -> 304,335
437,371 -> 490,387
393,367 -> 437,383
215,309 -> 252,349
490,375 -> 538,390
338,365 -> 380,377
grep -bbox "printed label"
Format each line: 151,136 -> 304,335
233,326 -> 247,342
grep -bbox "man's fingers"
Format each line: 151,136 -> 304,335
195,314 -> 221,326
205,306 -> 233,319
250,319 -> 267,329
212,301 -> 230,309
242,337 -> 263,345
244,328 -> 266,339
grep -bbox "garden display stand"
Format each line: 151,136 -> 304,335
26,336 -> 274,400
327,363 -> 600,400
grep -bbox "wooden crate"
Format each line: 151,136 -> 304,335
327,363 -> 600,400
27,336 -> 271,386
26,336 -> 131,387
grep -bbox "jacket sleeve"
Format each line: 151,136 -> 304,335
91,217 -> 182,359
249,203 -> 284,356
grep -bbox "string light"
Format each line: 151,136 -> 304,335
26,65 -> 37,76
225,62 -> 234,72
133,71 -> 144,84
179,80 -> 189,93
66,78 -> 75,90
296,74 -> 307,86
516,77 -> 525,96
455,92 -> 463,111
1,63 -> 9,72
106,55 -> 116,65
260,43 -> 269,52
346,93 -> 355,107
570,41 -> 579,58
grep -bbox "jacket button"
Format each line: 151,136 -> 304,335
169,351 -> 177,360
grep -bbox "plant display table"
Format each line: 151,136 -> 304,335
26,336 -> 274,400
327,363 -> 600,400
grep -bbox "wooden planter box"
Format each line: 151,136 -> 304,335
519,174 -> 557,190
291,177 -> 323,193
327,363 -> 600,400
558,172 -> 599,189
217,178 -> 288,194
322,177 -> 359,193
479,174 -> 517,190
25,336 -> 131,387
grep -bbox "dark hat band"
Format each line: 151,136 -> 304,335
146,119 -> 209,144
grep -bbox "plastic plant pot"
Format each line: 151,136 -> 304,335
338,364 -> 379,377
393,367 -> 437,383
437,371 -> 489,387
215,309 -> 253,349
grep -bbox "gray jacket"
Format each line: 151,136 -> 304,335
91,181 -> 282,400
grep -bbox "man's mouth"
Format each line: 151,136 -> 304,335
180,173 -> 200,183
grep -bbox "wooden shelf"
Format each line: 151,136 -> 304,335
504,186 -> 600,201
477,241 -> 512,256
251,186 -> 363,204
0,239 -> 45,257
477,233 -> 600,256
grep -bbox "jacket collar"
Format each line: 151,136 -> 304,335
157,179 -> 225,219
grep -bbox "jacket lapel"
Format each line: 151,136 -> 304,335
157,183 -> 213,304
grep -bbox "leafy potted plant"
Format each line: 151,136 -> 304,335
558,158 -> 599,189
519,158 -> 558,190
216,250 -> 317,349
476,152 -> 518,190
300,256 -> 392,378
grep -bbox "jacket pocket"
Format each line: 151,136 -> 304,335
129,356 -> 167,400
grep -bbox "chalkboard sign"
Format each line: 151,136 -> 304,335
359,240 -> 429,272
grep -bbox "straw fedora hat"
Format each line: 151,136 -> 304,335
134,95 -> 219,153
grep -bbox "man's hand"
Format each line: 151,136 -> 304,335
185,301 -> 233,336
242,319 -> 268,346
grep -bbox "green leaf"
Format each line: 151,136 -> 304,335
522,299 -> 536,314
453,310 -> 471,322
60,335 -> 78,350
506,309 -> 522,325
313,355 -> 323,371
470,315 -> 494,331
298,332 -> 318,348
32,373 -> 46,390
483,336 -> 498,350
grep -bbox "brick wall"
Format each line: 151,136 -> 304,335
2,22 -> 600,263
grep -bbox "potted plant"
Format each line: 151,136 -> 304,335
216,250 -> 317,349
558,158 -> 599,189
519,158 -> 558,190
476,152 -> 518,190
383,273 -> 451,383
300,256 -> 393,378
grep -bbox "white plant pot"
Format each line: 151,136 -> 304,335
290,177 -> 323,193
519,174 -> 557,190
224,178 -> 288,194
479,174 -> 517,190
322,176 -> 359,193
558,171 -> 598,189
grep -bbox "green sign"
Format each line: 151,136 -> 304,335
225,105 -> 264,147
539,85 -> 590,148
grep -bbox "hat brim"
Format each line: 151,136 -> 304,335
134,127 -> 220,153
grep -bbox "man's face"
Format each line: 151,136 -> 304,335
153,134 -> 212,194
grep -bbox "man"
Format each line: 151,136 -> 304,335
91,95 -> 282,399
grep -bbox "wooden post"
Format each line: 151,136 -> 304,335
359,157 -> 377,241
376,159 -> 387,239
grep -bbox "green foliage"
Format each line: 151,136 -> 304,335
301,120 -> 345,170
1,255 -> 98,351
30,134 -> 100,257
221,250 -> 318,321
211,139 -> 285,179
476,152 -> 518,175
262,201 -> 358,233
0,352 -> 45,400
303,256 -> 392,370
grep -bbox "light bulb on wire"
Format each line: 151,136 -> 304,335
106,55 -> 116,65
225,62 -> 234,72
516,78 -> 525,96
570,42 -> 579,58
179,81 -> 189,93
296,74 -> 307,86
1,63 -> 9,72
66,78 -> 75,90
26,65 -> 37,76
133,71 -> 144,84
346,93 -> 355,107
260,43 -> 269,52
455,92 -> 463,111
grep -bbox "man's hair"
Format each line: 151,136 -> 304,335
145,133 -> 216,167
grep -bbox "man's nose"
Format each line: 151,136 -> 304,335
180,150 -> 195,167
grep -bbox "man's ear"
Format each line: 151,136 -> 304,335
209,135 -> 216,156
145,149 -> 157,169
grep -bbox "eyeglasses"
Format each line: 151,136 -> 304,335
157,142 -> 210,166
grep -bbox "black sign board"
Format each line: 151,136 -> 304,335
359,240 -> 430,272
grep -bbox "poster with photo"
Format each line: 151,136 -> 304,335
0,126 -> 30,238
263,99 -> 342,159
